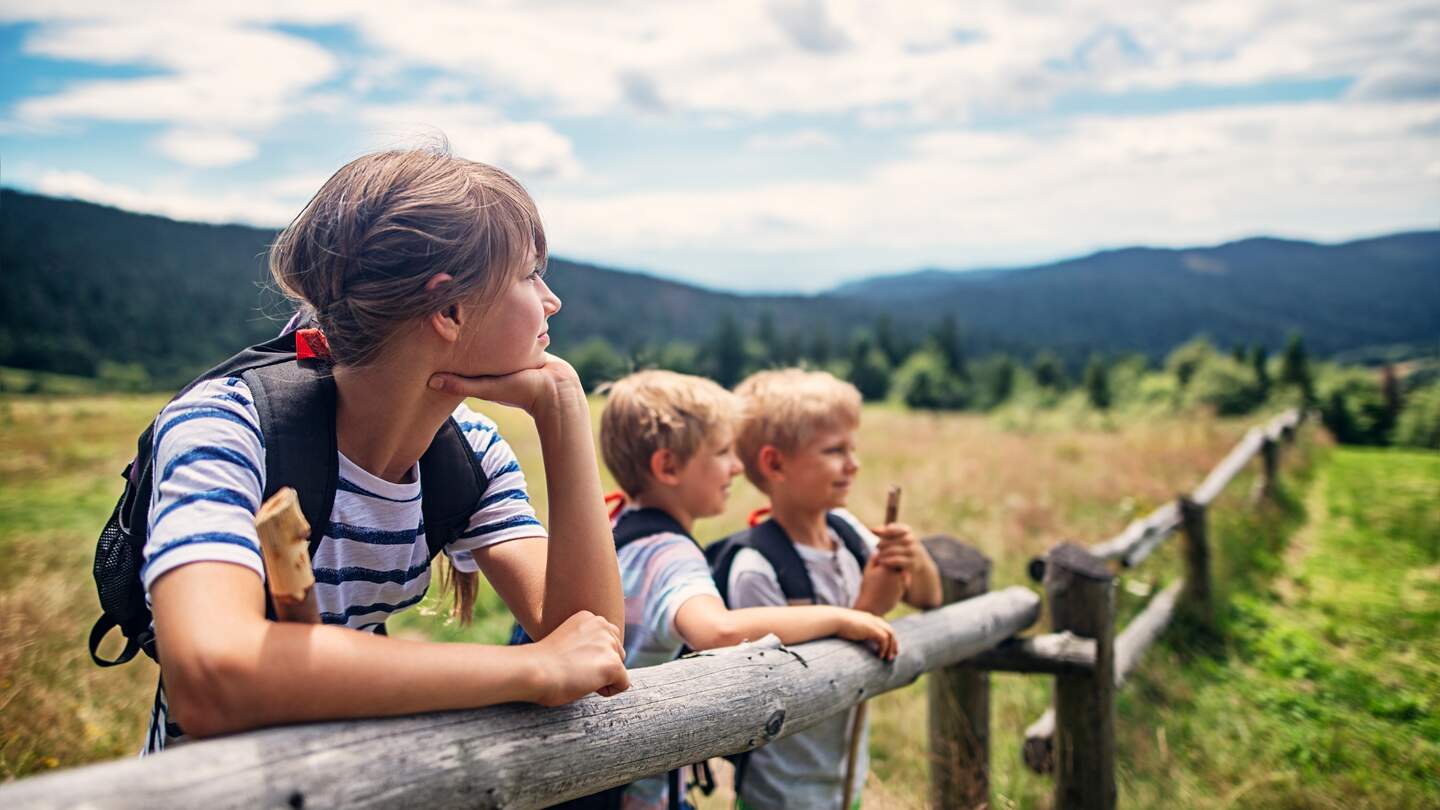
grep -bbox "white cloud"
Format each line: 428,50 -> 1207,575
15,20 -> 336,130
746,129 -> 837,150
34,170 -> 296,227
154,129 -> 258,168
359,104 -> 582,181
542,98 -> 1440,287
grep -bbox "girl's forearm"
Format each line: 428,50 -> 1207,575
174,620 -> 547,739
532,387 -> 624,637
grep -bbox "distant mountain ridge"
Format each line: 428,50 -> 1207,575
2,188 -> 1436,385
831,231 -> 1440,357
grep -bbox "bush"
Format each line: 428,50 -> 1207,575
1318,369 -> 1391,445
893,349 -> 970,410
1166,336 -> 1217,389
1185,355 -> 1266,415
569,338 -> 628,392
1393,384 -> 1440,449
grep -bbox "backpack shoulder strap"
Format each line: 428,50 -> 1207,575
241,358 -> 337,558
743,519 -> 817,605
825,512 -> 872,568
613,508 -> 693,551
419,416 -> 489,562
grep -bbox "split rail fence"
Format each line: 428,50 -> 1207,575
0,409 -> 1304,810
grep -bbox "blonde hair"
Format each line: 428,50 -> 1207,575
269,144 -> 546,368
734,368 -> 862,492
269,144 -> 546,624
601,370 -> 741,497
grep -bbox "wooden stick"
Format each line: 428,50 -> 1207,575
255,487 -> 320,624
841,486 -> 902,809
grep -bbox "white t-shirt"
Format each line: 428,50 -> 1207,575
140,376 -> 544,753
726,509 -> 880,810
614,508 -> 721,810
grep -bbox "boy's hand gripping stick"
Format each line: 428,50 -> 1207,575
841,485 -> 902,810
255,487 -> 321,624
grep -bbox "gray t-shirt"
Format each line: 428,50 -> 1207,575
726,509 -> 879,809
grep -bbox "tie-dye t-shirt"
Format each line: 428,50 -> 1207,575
614,508 -> 720,810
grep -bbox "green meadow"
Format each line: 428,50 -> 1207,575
1,392 -> 1435,808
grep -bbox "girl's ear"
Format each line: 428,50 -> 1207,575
648,448 -> 683,487
425,274 -> 461,343
757,444 -> 784,483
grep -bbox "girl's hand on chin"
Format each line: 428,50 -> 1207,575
427,353 -> 584,416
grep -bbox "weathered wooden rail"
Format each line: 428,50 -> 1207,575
1004,408 -> 1305,809
0,539 -> 1038,810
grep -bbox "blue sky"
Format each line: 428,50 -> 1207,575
2,2 -> 1437,292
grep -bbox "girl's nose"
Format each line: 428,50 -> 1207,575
540,278 -> 562,316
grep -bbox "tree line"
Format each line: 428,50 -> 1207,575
566,314 -> 1440,451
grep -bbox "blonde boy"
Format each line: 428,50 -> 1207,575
599,370 -> 898,810
728,368 -> 943,810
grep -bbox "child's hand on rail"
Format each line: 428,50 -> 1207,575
835,609 -> 899,661
529,610 -> 630,706
429,353 -> 586,419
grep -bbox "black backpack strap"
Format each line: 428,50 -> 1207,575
613,508 -> 693,551
825,512 -> 872,568
745,519 -> 817,605
242,359 -> 338,559
418,416 -> 489,562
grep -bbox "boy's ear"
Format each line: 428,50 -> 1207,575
648,448 -> 683,487
757,444 -> 784,483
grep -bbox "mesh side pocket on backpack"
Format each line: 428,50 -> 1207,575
93,503 -> 147,624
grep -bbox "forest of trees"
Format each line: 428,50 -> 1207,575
567,321 -> 1440,451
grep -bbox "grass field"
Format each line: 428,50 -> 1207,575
1,392 -> 1434,807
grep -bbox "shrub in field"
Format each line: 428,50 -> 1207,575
893,348 -> 970,410
1185,355 -> 1266,415
1393,383 -> 1440,449
1084,354 -> 1112,410
570,337 -> 629,392
1318,368 -> 1392,445
1166,336 -> 1217,388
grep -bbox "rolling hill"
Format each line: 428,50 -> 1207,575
2,188 -> 1436,386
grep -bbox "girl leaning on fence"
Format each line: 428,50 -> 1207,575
137,146 -> 628,751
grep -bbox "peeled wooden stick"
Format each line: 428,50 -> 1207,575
255,487 -> 320,624
841,486 -> 902,810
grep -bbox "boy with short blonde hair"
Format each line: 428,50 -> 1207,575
598,370 -> 898,810
726,368 -> 943,810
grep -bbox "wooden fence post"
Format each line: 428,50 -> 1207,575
922,535 -> 991,810
1178,496 -> 1213,630
1254,435 -> 1279,503
1046,543 -> 1117,810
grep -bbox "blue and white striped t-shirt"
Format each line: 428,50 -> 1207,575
140,376 -> 545,753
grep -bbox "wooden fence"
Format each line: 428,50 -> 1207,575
0,409 -> 1305,810
1007,408 -> 1305,809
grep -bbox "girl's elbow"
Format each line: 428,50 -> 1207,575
164,643 -> 256,738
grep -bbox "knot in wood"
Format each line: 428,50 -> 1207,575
764,709 -> 786,739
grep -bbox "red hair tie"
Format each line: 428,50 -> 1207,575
747,505 -> 772,527
604,491 -> 627,521
295,328 -> 332,361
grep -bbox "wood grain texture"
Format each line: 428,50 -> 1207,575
0,588 -> 1040,810
923,536 -> 991,810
